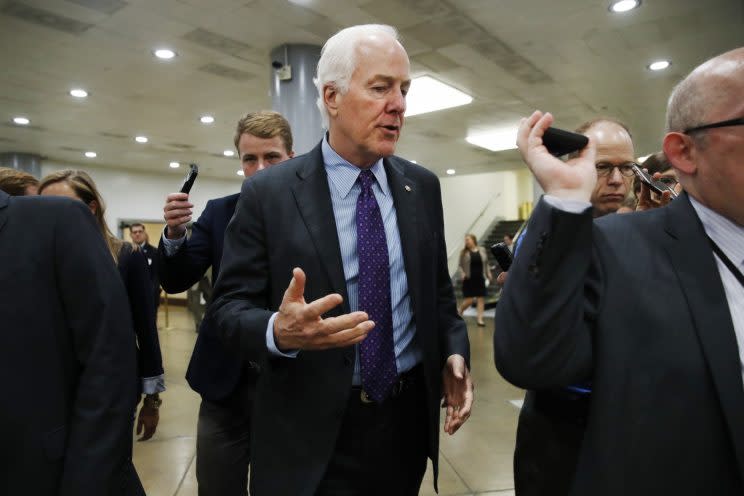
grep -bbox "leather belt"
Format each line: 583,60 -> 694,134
352,365 -> 422,404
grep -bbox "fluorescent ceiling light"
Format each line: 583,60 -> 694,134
466,126 -> 519,152
69,88 -> 88,98
609,0 -> 640,13
200,115 -> 215,124
406,76 -> 472,117
135,136 -> 148,143
637,154 -> 651,163
648,60 -> 671,71
223,150 -> 235,157
12,116 -> 30,125
154,48 -> 176,60
446,169 -> 456,175
84,151 -> 97,158
169,161 -> 180,168
237,170 -> 245,176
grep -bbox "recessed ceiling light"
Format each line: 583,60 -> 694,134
84,151 -> 97,158
237,170 -> 245,176
466,126 -> 519,152
12,116 -> 30,125
609,0 -> 640,13
223,150 -> 235,157
69,88 -> 88,98
406,76 -> 473,117
446,169 -> 456,175
135,136 -> 148,143
169,161 -> 180,168
153,48 -> 176,60
200,115 -> 215,124
648,60 -> 671,71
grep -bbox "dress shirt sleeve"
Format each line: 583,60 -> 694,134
543,195 -> 592,213
161,229 -> 186,257
265,312 -> 299,358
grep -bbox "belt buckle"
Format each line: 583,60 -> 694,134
360,390 -> 374,404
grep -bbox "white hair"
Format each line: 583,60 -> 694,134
314,24 -> 400,129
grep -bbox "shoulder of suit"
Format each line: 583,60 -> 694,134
595,206 -> 666,235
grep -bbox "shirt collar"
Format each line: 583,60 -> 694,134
321,134 -> 389,199
689,195 -> 744,267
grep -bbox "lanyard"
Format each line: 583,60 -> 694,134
708,236 -> 744,289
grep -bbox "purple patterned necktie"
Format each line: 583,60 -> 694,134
356,169 -> 398,402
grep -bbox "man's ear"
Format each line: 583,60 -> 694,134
663,132 -> 697,176
324,84 -> 340,118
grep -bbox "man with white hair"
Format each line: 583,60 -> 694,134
494,46 -> 744,494
210,24 -> 473,495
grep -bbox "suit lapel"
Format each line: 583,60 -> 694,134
662,194 -> 744,477
384,158 -> 421,311
290,145 -> 350,313
0,191 -> 9,234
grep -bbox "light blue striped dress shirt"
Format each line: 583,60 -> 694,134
689,196 -> 744,389
321,137 -> 422,385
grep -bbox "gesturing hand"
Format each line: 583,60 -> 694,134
517,111 -> 597,202
442,354 -> 474,435
274,268 -> 374,351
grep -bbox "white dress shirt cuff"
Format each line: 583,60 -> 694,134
161,229 -> 186,257
141,374 -> 166,395
266,312 -> 299,358
543,195 -> 592,214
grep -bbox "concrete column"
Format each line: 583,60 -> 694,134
0,152 -> 42,177
269,44 -> 323,155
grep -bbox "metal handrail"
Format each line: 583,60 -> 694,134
446,192 -> 502,262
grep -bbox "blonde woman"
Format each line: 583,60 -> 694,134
458,233 -> 492,326
39,170 -> 165,446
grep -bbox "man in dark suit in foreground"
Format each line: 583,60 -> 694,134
159,110 -> 294,495
210,24 -> 473,496
0,191 -> 139,495
494,47 -> 744,494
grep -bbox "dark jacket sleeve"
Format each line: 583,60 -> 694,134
493,197 -> 597,389
432,177 -> 470,369
158,200 -> 215,293
209,179 -> 274,363
54,202 -> 139,495
120,244 -> 164,380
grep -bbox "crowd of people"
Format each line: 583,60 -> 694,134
0,21 -> 742,496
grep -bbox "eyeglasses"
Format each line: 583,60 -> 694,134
683,116 -> 744,134
595,162 -> 636,177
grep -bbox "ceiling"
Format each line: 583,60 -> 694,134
1,0 -> 742,179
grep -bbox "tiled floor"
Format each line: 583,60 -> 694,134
134,307 -> 523,496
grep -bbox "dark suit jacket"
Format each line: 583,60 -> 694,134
0,191 -> 139,495
158,193 -> 245,401
494,194 -> 744,495
139,242 -> 161,307
119,243 -> 164,382
209,143 -> 470,495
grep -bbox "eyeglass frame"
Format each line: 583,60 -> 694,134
683,116 -> 744,134
594,162 -> 637,177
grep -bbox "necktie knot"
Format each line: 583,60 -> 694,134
358,169 -> 375,193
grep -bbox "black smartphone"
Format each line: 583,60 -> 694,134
543,127 -> 589,157
631,163 -> 678,199
180,163 -> 199,194
490,242 -> 513,272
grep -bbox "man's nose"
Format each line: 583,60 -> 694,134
608,166 -> 624,184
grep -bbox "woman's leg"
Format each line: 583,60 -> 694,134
459,297 -> 473,316
476,297 -> 485,325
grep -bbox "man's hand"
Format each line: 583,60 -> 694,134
496,271 -> 508,286
517,111 -> 597,202
636,171 -> 673,211
163,192 -> 193,239
136,395 -> 161,441
274,268 -> 374,351
442,354 -> 474,435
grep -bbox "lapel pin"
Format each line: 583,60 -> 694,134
404,185 -> 412,192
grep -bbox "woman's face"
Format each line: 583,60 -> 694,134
465,236 -> 475,249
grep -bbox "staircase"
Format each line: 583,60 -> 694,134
452,219 -> 525,310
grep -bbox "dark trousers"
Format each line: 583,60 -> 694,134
316,368 -> 429,496
514,390 -> 589,496
196,371 -> 257,496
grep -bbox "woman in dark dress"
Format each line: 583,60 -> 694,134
39,170 -> 166,493
458,233 -> 492,326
